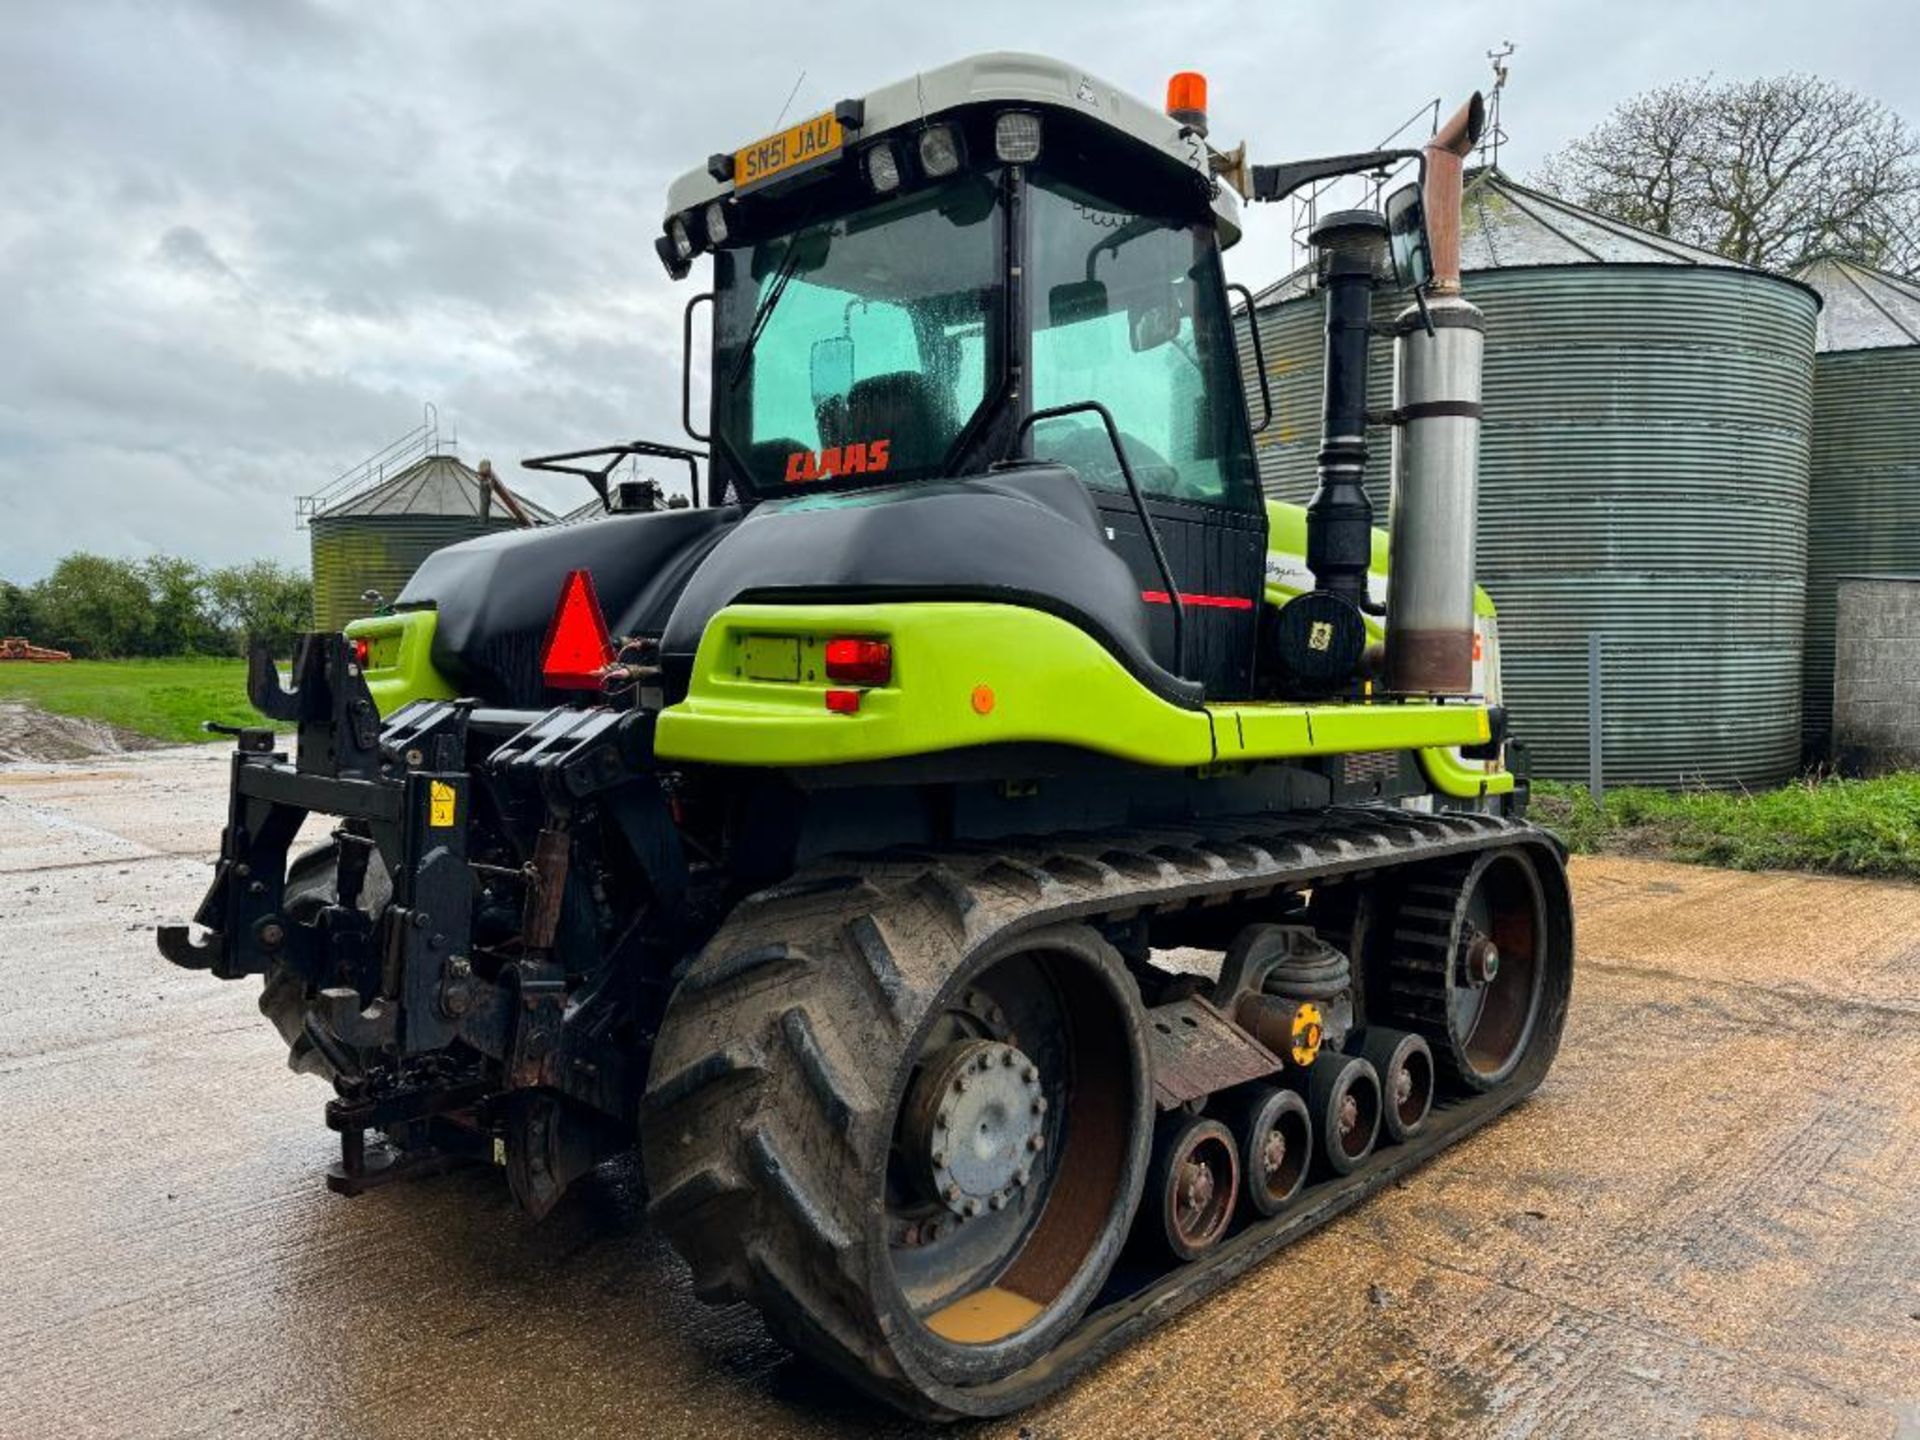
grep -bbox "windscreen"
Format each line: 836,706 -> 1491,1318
1026,174 -> 1259,509
712,173 -> 1003,494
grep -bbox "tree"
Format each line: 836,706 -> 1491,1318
206,561 -> 312,657
32,553 -> 155,657
1536,75 -> 1920,276
139,555 -> 220,656
0,580 -> 37,638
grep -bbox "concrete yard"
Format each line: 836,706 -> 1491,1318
1,745 -> 1916,1439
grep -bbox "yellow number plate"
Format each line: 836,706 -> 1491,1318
735,111 -> 843,191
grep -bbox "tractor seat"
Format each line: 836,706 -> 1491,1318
820,372 -> 952,473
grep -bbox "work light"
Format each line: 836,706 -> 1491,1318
703,200 -> 729,247
865,142 -> 902,193
994,111 -> 1042,163
918,124 -> 962,178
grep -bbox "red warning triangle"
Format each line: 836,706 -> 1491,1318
541,568 -> 614,690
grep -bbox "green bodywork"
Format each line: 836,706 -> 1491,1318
1261,503 -> 1497,621
349,500 -> 1512,800
653,599 -> 1508,797
344,610 -> 458,712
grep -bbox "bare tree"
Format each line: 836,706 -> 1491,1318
1535,75 -> 1920,276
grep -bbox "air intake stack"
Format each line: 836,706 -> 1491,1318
1384,94 -> 1486,695
1272,210 -> 1390,695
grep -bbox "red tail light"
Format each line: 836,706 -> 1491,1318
350,637 -> 371,668
824,637 -> 892,686
541,568 -> 615,690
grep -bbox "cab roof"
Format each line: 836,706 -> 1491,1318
665,51 -> 1242,247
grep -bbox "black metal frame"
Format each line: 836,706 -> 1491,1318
521,440 -> 707,510
682,292 -> 713,444
1249,148 -> 1424,205
158,631 -> 674,1190
1227,282 -> 1273,433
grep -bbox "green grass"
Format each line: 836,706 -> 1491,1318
1532,774 -> 1920,880
0,657 -> 256,744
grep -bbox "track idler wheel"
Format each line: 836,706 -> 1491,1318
1222,1084 -> 1311,1216
1141,1114 -> 1239,1261
1353,1028 -> 1435,1143
1390,846 -> 1555,1093
1300,1053 -> 1382,1176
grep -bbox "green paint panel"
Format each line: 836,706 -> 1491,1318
343,609 -> 457,713
657,600 -> 1506,788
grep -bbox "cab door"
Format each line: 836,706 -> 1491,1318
1024,174 -> 1267,700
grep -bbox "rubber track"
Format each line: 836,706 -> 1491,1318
639,807 -> 1570,1419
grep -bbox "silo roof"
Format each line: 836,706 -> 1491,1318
316,454 -> 557,523
1459,168 -> 1737,268
1252,167 -> 1756,306
1789,255 -> 1920,352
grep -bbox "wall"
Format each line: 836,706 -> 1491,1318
1832,576 -> 1920,773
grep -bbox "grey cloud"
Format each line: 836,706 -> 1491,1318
2,0 -> 1916,579
154,224 -> 238,279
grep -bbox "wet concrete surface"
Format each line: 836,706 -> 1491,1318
1,745 -> 1916,1439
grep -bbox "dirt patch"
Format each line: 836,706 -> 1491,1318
0,701 -> 163,765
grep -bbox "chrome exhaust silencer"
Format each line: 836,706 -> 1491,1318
1385,93 -> 1485,697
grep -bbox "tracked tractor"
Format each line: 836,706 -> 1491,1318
160,54 -> 1572,1419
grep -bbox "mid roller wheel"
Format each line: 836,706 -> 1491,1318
1221,1083 -> 1311,1216
1353,1027 -> 1435,1142
1300,1052 -> 1382,1175
1139,1114 -> 1239,1261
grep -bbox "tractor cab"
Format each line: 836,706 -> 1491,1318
664,53 -> 1269,697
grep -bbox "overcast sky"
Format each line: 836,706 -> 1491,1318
3,0 -> 1915,581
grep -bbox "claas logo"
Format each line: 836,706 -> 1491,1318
785,439 -> 891,484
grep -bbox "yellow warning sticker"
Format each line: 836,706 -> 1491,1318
429,780 -> 457,828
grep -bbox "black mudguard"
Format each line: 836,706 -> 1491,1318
658,466 -> 1203,707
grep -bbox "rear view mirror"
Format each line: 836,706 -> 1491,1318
1386,182 -> 1432,291
1129,302 -> 1179,353
1048,279 -> 1109,328
809,336 -> 854,404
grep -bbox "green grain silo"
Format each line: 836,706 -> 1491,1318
1240,169 -> 1818,789
1787,257 -> 1920,755
307,454 -> 553,632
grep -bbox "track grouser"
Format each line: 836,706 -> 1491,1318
161,53 -> 1573,1418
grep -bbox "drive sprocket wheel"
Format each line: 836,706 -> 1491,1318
1388,846 -> 1553,1092
641,891 -> 1153,1420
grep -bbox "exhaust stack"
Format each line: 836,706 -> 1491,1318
1384,93 -> 1486,696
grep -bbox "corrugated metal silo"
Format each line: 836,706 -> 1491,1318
1240,170 -> 1818,788
309,455 -> 554,631
1785,256 -> 1920,753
